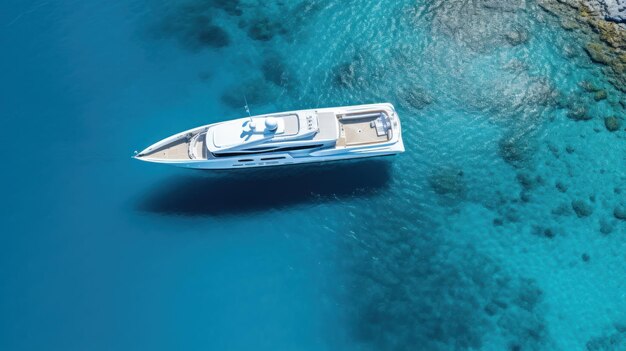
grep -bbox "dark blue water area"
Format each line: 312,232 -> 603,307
1,0 -> 625,350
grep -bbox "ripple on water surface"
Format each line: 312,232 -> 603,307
142,0 -> 626,349
4,0 -> 624,349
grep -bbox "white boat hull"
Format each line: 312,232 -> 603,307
139,141 -> 404,169
135,103 -> 404,170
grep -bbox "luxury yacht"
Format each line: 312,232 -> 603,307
134,103 -> 404,169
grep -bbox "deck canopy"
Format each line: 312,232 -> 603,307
206,112 -> 339,154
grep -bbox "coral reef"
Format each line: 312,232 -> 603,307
538,0 -> 626,92
517,172 -> 543,191
572,199 -> 594,217
498,132 -> 537,168
211,0 -> 243,16
594,89 -> 608,100
152,3 -> 231,51
556,181 -> 569,192
195,25 -> 230,48
505,27 -> 531,46
340,221 -> 552,350
466,69 -> 558,125
599,218 -> 615,233
246,17 -> 287,41
533,225 -> 557,238
614,203 -> 626,219
332,61 -> 359,88
261,55 -> 295,88
428,0 -> 528,52
398,87 -> 434,110
586,42 -> 613,64
153,0 -> 327,51
429,167 -> 467,199
145,2 -> 626,348
330,52 -> 381,90
567,105 -> 593,121
240,1 -> 326,43
586,322 -> 626,350
604,116 -> 622,130
581,80 -> 603,92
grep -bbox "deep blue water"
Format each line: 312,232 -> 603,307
1,0 -> 625,350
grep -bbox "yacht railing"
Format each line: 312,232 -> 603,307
188,131 -> 207,159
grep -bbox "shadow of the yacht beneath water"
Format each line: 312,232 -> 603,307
137,159 -> 392,217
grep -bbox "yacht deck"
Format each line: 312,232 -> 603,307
339,114 -> 390,146
139,138 -> 191,160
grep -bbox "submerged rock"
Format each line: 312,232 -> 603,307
567,105 -> 592,121
526,77 -> 559,107
211,0 -> 243,16
614,204 -> 626,220
196,25 -> 230,48
604,116 -> 622,131
561,43 -> 579,59
594,90 -> 608,100
591,10 -> 626,48
502,206 -> 521,222
586,42 -> 613,64
429,167 -> 467,199
548,143 -> 560,158
261,55 -> 294,88
533,225 -> 556,238
560,18 -> 579,30
600,218 -> 614,234
586,323 -> 626,350
332,62 -> 357,88
552,202 -> 573,216
505,28 -> 530,46
562,43 -> 579,58
539,0 -> 626,92
400,88 -> 434,110
498,133 -> 536,167
580,80 -> 602,92
428,0 -> 527,52
155,7 -> 230,51
572,199 -> 594,217
503,59 -> 528,72
247,18 -> 286,41
342,218 -> 550,351
331,53 -> 371,89
517,172 -> 539,190
514,278 -> 543,311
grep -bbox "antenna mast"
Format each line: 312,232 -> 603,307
244,95 -> 255,130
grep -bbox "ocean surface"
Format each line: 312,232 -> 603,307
1,0 -> 625,350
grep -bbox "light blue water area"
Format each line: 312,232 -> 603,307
1,0 -> 625,350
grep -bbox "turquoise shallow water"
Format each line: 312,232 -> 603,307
1,0 -> 625,350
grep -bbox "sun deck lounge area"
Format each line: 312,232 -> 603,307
339,112 -> 391,146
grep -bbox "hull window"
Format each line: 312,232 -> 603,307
214,144 -> 324,157
260,156 -> 286,161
